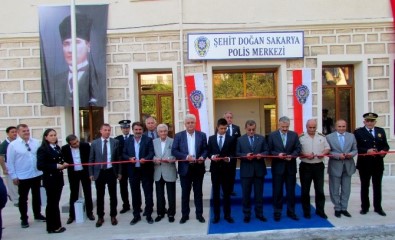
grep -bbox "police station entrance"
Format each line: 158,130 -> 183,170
213,69 -> 278,138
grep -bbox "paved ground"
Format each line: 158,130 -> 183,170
2,172 -> 395,240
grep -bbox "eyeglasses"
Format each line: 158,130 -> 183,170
25,143 -> 31,152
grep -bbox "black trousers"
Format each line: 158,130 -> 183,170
299,162 -> 325,214
129,168 -> 154,217
211,168 -> 233,218
119,166 -> 130,209
95,169 -> 117,218
155,177 -> 176,217
45,185 -> 63,231
229,159 -> 237,193
68,171 -> 93,218
272,171 -> 296,215
180,167 -> 204,217
241,176 -> 264,218
18,176 -> 42,221
359,169 -> 383,211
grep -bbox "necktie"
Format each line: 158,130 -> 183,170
369,129 -> 374,137
150,131 -> 155,139
124,135 -> 127,140
102,139 -> 108,169
249,136 -> 254,147
219,136 -> 223,150
339,134 -> 344,150
281,133 -> 286,147
68,66 -> 89,98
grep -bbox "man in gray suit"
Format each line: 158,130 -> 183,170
89,123 -> 121,227
326,119 -> 357,218
153,124 -> 177,223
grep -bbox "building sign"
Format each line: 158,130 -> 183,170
188,31 -> 304,60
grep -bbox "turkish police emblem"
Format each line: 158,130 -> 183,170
194,36 -> 210,57
295,85 -> 310,104
190,90 -> 204,109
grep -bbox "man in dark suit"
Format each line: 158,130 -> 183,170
224,111 -> 241,196
49,13 -> 105,107
62,134 -> 94,224
268,116 -> 301,222
123,121 -> 155,225
144,116 -> 158,139
236,119 -> 269,223
354,112 -> 389,216
115,120 -> 132,214
172,114 -> 208,224
326,119 -> 357,218
208,118 -> 236,224
89,124 -> 121,227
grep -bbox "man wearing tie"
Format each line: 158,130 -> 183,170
326,119 -> 357,218
62,134 -> 95,224
172,114 -> 208,224
224,111 -> 241,196
123,122 -> 155,225
268,116 -> 301,222
354,112 -> 389,216
115,120 -> 132,214
89,124 -> 121,227
208,118 -> 237,224
236,120 -> 269,223
144,116 -> 158,139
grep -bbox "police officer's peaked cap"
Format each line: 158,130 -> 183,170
363,112 -> 378,120
59,13 -> 92,42
118,120 -> 131,128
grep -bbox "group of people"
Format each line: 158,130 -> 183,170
0,111 -> 389,234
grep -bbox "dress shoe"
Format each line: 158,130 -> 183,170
196,215 -> 205,223
130,216 -> 141,225
168,216 -> 175,223
287,212 -> 299,221
155,215 -> 164,222
66,217 -> 74,224
375,209 -> 386,216
360,209 -> 368,215
87,214 -> 95,221
274,213 -> 281,222
146,216 -> 154,224
243,216 -> 250,223
212,216 -> 220,224
111,217 -> 118,225
341,210 -> 352,217
316,212 -> 328,219
303,213 -> 311,219
143,210 -> 147,216
21,220 -> 29,228
48,227 -> 66,234
224,216 -> 234,223
34,215 -> 47,222
96,218 -> 104,228
335,211 -> 341,218
120,207 -> 130,214
179,216 -> 189,224
256,215 -> 267,222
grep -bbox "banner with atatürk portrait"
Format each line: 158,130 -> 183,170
39,5 -> 108,107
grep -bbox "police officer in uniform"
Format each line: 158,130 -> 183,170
354,112 -> 389,216
115,120 -> 132,213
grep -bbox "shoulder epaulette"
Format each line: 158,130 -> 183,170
317,132 -> 325,137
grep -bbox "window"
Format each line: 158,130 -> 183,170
73,107 -> 104,142
139,73 -> 175,137
322,65 -> 355,131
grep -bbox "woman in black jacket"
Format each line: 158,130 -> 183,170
37,128 -> 68,234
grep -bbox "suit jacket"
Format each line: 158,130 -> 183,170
144,130 -> 158,139
326,132 -> 358,177
48,65 -> 105,107
354,126 -> 389,172
207,133 -> 236,174
37,144 -> 65,188
171,130 -> 208,177
115,134 -> 132,158
153,137 -> 177,182
227,124 -> 241,139
268,130 -> 301,175
89,138 -> 121,180
62,142 -> 91,179
236,134 -> 269,178
122,134 -> 155,177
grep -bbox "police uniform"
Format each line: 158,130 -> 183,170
299,131 -> 330,218
115,120 -> 131,213
354,112 -> 389,216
